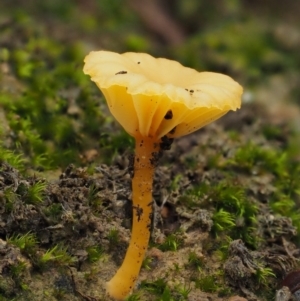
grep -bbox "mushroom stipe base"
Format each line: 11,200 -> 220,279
106,136 -> 162,300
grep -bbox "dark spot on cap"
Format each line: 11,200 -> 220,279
137,62 -> 141,64
169,126 -> 176,135
164,110 -> 173,120
115,70 -> 127,75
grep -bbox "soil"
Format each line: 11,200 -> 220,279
0,103 -> 299,301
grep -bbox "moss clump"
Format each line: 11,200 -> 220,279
181,181 -> 259,247
158,233 -> 183,252
195,274 -> 218,293
140,278 -> 171,299
0,147 -> 26,172
0,12 -> 135,170
7,232 -> 38,256
86,245 -> 105,263
36,245 -> 76,270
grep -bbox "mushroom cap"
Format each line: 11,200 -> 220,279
83,51 -> 243,139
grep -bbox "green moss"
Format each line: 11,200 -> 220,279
158,233 -> 183,252
218,287 -> 232,297
140,278 -> 171,299
107,228 -> 120,245
24,181 -> 46,204
141,256 -> 153,271
7,232 -> 38,255
2,187 -> 18,213
187,251 -> 205,270
43,203 -> 63,221
87,183 -> 103,211
125,293 -> 142,301
195,275 -> 218,293
169,174 -> 183,192
0,148 -> 26,172
183,180 -> 259,247
210,237 -> 232,262
86,245 -> 105,263
212,209 -> 235,232
225,142 -> 283,174
99,130 -> 135,164
267,149 -> 300,238
37,245 -> 76,269
255,266 -> 276,286
262,124 -> 286,141
0,11 -> 131,169
157,288 -> 173,301
174,283 -> 192,299
9,261 -> 27,279
125,34 -> 150,52
270,195 -> 300,236
183,156 -> 198,169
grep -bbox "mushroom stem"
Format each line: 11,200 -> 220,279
106,136 -> 160,300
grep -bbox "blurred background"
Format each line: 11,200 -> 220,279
0,0 -> 300,169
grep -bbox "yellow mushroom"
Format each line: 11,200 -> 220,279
83,50 -> 243,300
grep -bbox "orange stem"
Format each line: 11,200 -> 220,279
106,136 -> 159,300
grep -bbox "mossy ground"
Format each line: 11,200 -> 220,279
1,1 -> 300,301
